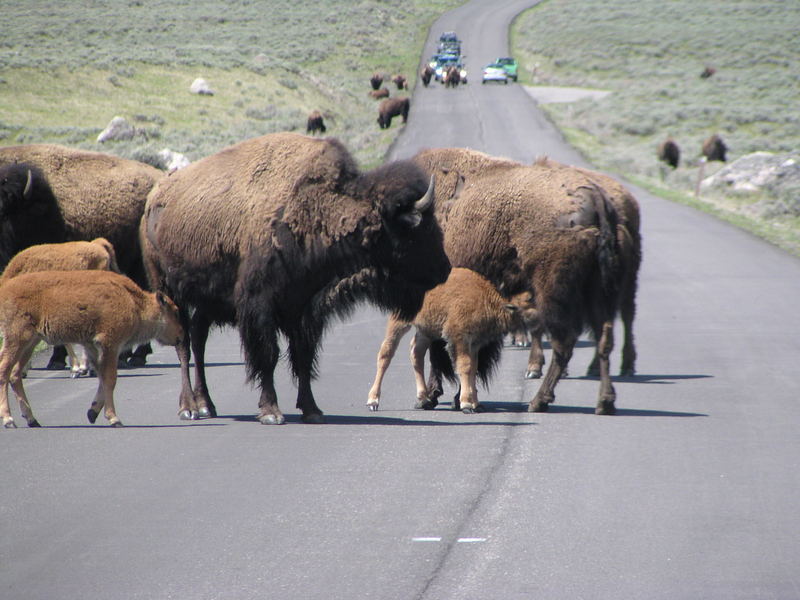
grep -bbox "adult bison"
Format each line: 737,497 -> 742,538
657,137 -> 680,169
702,134 -> 727,162
443,65 -> 461,87
420,65 -> 434,87
142,132 -> 450,424
306,110 -> 326,135
412,148 -> 629,415
391,74 -> 408,90
0,144 -> 164,367
370,72 -> 383,90
377,97 -> 409,129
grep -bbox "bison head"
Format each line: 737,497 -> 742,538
0,163 -> 66,267
356,160 -> 451,320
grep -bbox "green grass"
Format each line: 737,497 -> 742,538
0,0 -> 462,168
512,0 -> 800,255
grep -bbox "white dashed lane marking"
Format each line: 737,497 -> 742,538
411,536 -> 487,543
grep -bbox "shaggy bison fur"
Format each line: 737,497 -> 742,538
702,134 -> 728,162
142,132 -> 450,424
658,137 -> 681,169
306,110 -> 326,135
412,147 -> 631,415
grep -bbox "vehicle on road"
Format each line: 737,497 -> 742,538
495,57 -> 518,81
482,63 -> 508,84
435,56 -> 460,81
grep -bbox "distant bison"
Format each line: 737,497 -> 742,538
391,74 -> 408,90
443,65 -> 461,87
306,110 -> 327,135
377,97 -> 410,129
702,134 -> 727,162
0,144 -> 164,368
420,65 -> 434,87
142,132 -> 450,424
700,66 -> 716,79
370,72 -> 383,90
0,270 -> 183,428
658,137 -> 681,169
369,87 -> 390,100
367,268 -> 524,413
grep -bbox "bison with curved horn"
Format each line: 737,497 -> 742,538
412,148 -> 633,415
142,132 -> 450,424
0,145 -> 164,368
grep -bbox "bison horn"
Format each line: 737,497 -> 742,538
415,175 -> 435,213
23,169 -> 33,198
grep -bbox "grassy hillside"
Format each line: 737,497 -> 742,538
512,0 -> 800,254
0,0 -> 462,168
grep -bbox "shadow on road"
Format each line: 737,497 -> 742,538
573,373 -> 713,384
221,412 -> 538,427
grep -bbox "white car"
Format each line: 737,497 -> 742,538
482,63 -> 508,84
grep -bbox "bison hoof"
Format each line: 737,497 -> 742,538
301,413 -> 325,424
525,369 -> 542,379
178,410 -> 193,421
127,356 -> 147,368
529,401 -> 549,413
259,414 -> 286,425
367,403 -> 379,412
596,401 -> 616,416
197,407 -> 213,419
4,420 -> 17,429
414,398 -> 438,410
46,360 -> 67,371
619,367 -> 635,377
87,408 -> 99,424
28,419 -> 41,428
110,420 -> 124,428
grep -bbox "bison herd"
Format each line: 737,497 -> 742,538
0,128 -> 642,428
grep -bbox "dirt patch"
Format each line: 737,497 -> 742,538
523,85 -> 611,104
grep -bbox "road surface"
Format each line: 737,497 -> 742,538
2,1 -> 800,598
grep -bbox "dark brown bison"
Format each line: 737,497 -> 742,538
391,74 -> 408,90
0,144 -> 164,368
702,134 -> 727,162
443,65 -> 461,87
370,72 -> 383,90
518,158 -> 641,381
658,137 -> 681,169
412,148 -> 629,415
142,132 -> 450,424
377,97 -> 410,129
420,65 -> 434,87
369,87 -> 390,100
700,66 -> 716,79
306,110 -> 326,135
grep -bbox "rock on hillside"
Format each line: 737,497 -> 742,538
701,152 -> 800,217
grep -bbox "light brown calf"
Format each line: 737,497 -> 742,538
0,238 -> 121,377
367,268 -> 523,413
0,270 -> 183,428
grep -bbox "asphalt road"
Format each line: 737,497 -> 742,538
3,1 -> 800,599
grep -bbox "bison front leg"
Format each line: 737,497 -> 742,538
175,308 -> 199,420
367,318 -> 412,411
410,333 -> 436,410
529,334 -> 575,412
525,329 -> 546,379
87,346 -> 123,427
454,345 -> 480,413
10,342 -> 40,427
287,329 -> 324,424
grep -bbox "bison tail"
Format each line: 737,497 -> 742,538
428,339 -> 457,385
591,183 -> 622,318
476,338 -> 503,387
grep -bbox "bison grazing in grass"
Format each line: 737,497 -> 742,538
658,137 -> 681,169
412,148 -> 633,415
367,268 -> 525,413
377,97 -> 410,129
0,271 -> 183,428
306,110 -> 327,135
142,132 -> 450,424
0,144 -> 164,368
702,134 -> 728,162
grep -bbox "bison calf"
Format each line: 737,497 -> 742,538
0,271 -> 183,428
1,237 -> 121,377
367,268 -> 522,413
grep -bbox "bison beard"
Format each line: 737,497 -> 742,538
143,133 -> 449,425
